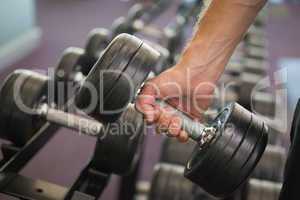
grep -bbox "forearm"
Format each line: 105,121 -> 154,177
177,0 -> 267,82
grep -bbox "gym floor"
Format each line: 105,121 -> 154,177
0,1 -> 300,199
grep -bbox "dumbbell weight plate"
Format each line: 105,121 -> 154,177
0,70 -> 48,146
76,34 -> 159,123
97,42 -> 157,122
90,104 -> 145,175
55,47 -> 84,84
245,46 -> 268,60
184,103 -> 251,195
160,138 -> 197,166
80,28 -> 110,75
149,164 -> 216,200
210,114 -> 267,196
127,3 -> 145,22
184,103 -> 268,197
54,47 -> 84,105
244,179 -> 281,200
252,145 -> 286,182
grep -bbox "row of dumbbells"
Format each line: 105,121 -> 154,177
0,1 -> 209,199
0,20 -> 270,200
142,6 -> 286,200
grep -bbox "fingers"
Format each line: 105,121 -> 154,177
178,130 -> 189,143
136,81 -> 159,124
155,106 -> 189,143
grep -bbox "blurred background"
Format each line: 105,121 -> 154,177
0,0 -> 300,199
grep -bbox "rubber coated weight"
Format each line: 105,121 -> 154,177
127,3 -> 145,22
252,92 -> 275,117
245,46 -> 267,60
211,113 -> 267,197
184,103 -> 268,197
80,28 -> 110,75
244,179 -> 281,200
0,70 -> 48,146
85,28 -> 110,60
76,34 -> 159,123
111,4 -> 144,36
160,138 -> 196,166
55,47 -> 84,84
96,44 -> 153,122
149,164 -> 216,200
252,145 -> 286,182
90,104 -> 145,175
183,103 -> 251,192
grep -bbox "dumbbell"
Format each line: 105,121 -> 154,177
0,69 -> 146,175
53,28 -> 110,105
251,145 -> 286,182
219,72 -> 268,109
0,34 -> 158,175
148,163 -> 216,200
54,28 -> 110,87
74,34 -> 268,197
252,91 -> 276,117
244,32 -> 267,48
111,4 -> 145,36
244,45 -> 268,60
242,179 -> 281,200
160,138 -> 197,166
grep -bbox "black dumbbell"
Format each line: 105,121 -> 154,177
251,145 -> 286,182
0,69 -> 145,175
219,72 -> 268,109
0,34 -> 268,197
74,34 -> 268,197
244,45 -> 268,60
111,4 -> 145,36
252,91 -> 276,117
242,179 -> 281,200
160,138 -> 197,166
0,34 -> 157,175
148,163 -> 216,200
54,28 -> 110,87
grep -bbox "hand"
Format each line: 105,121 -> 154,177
136,63 -> 216,143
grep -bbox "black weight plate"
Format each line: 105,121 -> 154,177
55,47 -> 84,83
160,138 -> 196,166
76,34 -> 159,123
54,47 -> 84,105
182,108 -> 232,185
183,108 -> 235,195
97,41 -> 159,122
149,164 -> 196,200
127,3 -> 144,22
190,104 -> 251,183
90,104 -> 145,175
0,71 -> 24,142
75,34 -> 142,117
210,114 -> 266,196
85,28 -> 110,58
233,123 -> 268,188
184,103 -> 257,197
0,70 -> 48,146
252,145 -> 285,182
148,164 -> 171,200
81,28 -> 110,75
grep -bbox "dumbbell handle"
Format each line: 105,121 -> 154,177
38,102 -> 215,144
156,100 -> 216,144
38,104 -> 104,137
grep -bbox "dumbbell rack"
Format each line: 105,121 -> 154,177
0,122 -> 111,200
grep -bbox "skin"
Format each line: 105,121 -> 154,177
136,0 -> 267,142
